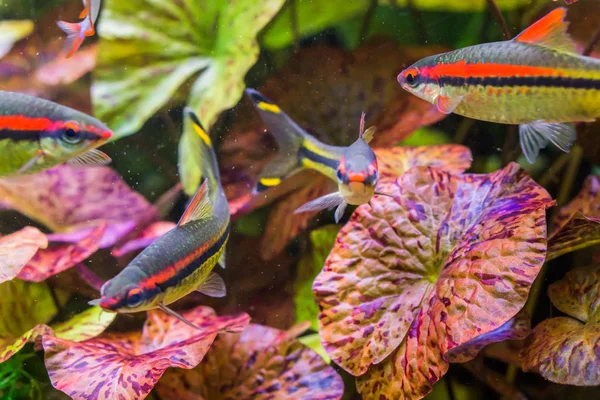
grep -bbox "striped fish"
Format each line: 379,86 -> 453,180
246,89 -> 388,223
90,108 -> 229,329
0,91 -> 112,176
397,7 -> 600,163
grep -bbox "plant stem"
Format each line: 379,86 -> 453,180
359,0 -> 378,45
444,374 -> 456,400
406,0 -> 427,44
538,152 -> 571,187
583,27 -> 600,56
486,0 -> 511,39
464,356 -> 526,400
454,118 -> 475,144
557,145 -> 583,206
290,0 -> 300,52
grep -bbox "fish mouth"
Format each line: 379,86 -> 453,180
99,130 -> 113,140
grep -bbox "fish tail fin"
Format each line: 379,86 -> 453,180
183,107 -> 223,198
56,20 -> 84,58
245,88 -> 307,192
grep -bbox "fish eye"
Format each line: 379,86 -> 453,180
60,122 -> 83,145
126,288 -> 144,308
405,68 -> 420,88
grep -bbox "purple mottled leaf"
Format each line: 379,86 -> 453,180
43,306 -> 249,400
314,163 -> 553,399
156,323 -> 343,400
112,221 -> 176,257
0,166 -> 158,247
522,264 -> 600,386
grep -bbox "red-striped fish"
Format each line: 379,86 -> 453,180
0,90 -> 112,176
89,108 -> 229,329
57,0 -> 101,58
246,89 -> 388,223
397,7 -> 600,163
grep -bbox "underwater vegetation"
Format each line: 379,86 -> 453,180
2,0 -> 600,399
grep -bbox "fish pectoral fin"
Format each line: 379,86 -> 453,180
519,121 -> 575,163
177,179 -> 212,226
196,272 -> 226,298
362,127 -> 376,144
67,149 -> 112,167
434,94 -> 463,115
158,303 -> 203,330
334,201 -> 348,224
294,192 -> 345,215
17,150 -> 45,174
88,299 -> 101,306
513,8 -> 577,54
218,252 -> 226,270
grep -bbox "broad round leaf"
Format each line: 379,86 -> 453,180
112,221 -> 176,257
156,323 -> 344,400
0,20 -> 33,58
43,306 -> 250,400
0,227 -> 47,284
313,163 -> 553,399
522,264 -> 600,386
548,176 -> 600,261
18,223 -> 106,282
0,166 -> 158,247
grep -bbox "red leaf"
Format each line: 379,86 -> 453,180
43,306 -> 249,400
156,323 -> 343,400
314,163 -> 553,398
111,221 -> 176,257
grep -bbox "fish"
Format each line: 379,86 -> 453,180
89,108 -> 230,330
0,90 -> 112,176
397,7 -> 600,163
245,89 -> 388,223
57,0 -> 101,58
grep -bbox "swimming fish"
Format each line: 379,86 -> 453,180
245,89 -> 386,223
397,7 -> 600,163
57,0 -> 101,58
89,108 -> 230,329
0,90 -> 112,176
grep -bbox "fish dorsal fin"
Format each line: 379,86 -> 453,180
177,179 -> 212,226
514,8 -> 577,53
196,272 -> 226,297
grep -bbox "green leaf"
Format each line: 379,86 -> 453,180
295,225 -> 340,331
299,333 -> 331,364
93,0 -> 285,143
262,0 -> 371,50
0,20 -> 33,59
378,0 -> 529,11
399,127 -> 451,147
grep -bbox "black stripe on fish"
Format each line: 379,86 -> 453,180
436,75 -> 600,90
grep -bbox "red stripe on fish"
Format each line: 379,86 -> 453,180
420,61 -> 567,80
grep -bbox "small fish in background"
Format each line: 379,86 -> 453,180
89,108 -> 230,329
0,90 -> 112,176
397,7 -> 600,163
57,0 -> 101,58
245,88 -> 389,223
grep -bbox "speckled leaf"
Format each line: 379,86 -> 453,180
0,166 -> 157,247
446,310 -> 531,363
521,264 -> 600,385
51,307 -> 116,342
296,225 -> 341,330
17,223 -> 106,282
112,221 -> 176,257
548,176 -> 600,261
0,20 -> 33,58
375,145 -> 473,186
156,323 -> 344,400
43,306 -> 250,400
314,163 -> 553,399
0,227 -> 47,284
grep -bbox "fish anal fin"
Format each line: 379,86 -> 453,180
158,303 -> 202,330
514,7 -> 577,53
435,94 -> 462,114
218,252 -> 226,270
178,179 -> 212,226
196,272 -> 226,297
334,201 -> 348,224
66,149 -> 112,167
519,121 -> 576,163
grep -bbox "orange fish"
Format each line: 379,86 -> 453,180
57,0 -> 101,58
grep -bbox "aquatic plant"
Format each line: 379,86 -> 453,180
1,0 -> 600,399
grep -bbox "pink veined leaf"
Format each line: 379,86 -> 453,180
43,306 -> 250,400
155,323 -> 344,400
0,165 -> 158,248
0,227 -> 48,284
521,264 -> 600,386
17,223 -> 106,282
313,163 -> 553,399
547,175 -> 600,261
